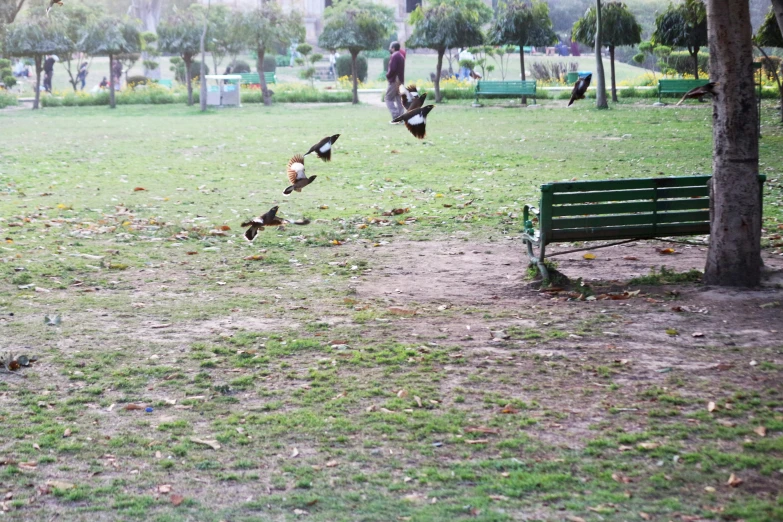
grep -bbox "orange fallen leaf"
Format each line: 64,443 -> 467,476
754,426 -> 767,437
219,225 -> 231,231
465,426 -> 501,435
583,253 -> 596,260
500,404 -> 519,414
388,307 -> 416,316
639,513 -> 651,521
623,256 -> 639,261
133,187 -> 147,191
727,473 -> 743,487
63,428 -> 71,438
658,248 -> 676,255
186,251 -> 198,255
244,255 -> 264,261
170,494 -> 184,506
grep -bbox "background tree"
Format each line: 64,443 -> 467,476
80,16 -> 140,109
593,0 -> 608,108
5,17 -> 72,109
572,2 -> 641,102
158,10 -> 204,106
204,4 -> 232,75
489,0 -> 556,104
130,0 -> 163,78
652,0 -> 708,79
319,0 -> 393,105
407,0 -> 491,103
140,32 -> 160,78
704,0 -> 760,286
632,41 -> 671,77
243,1 -> 303,106
754,7 -> 783,123
49,2 -> 99,92
772,0 -> 783,38
295,43 -> 323,88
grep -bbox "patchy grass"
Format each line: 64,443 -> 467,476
0,102 -> 781,520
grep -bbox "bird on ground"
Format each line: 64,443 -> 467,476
567,73 -> 592,107
391,105 -> 435,140
241,206 -> 284,241
46,0 -> 63,15
304,134 -> 340,162
676,82 -> 718,106
283,154 -> 317,195
399,84 -> 426,111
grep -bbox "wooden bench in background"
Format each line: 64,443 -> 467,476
474,80 -> 537,105
657,79 -> 710,103
237,72 -> 277,86
522,174 -> 767,281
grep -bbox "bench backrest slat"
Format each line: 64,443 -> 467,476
543,175 -> 711,193
658,79 -> 710,93
552,198 -> 709,217
552,210 -> 710,230
550,222 -> 710,242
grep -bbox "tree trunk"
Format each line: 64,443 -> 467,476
109,54 -> 116,109
519,44 -> 527,105
594,0 -> 608,108
200,5 -> 208,113
609,45 -> 617,102
184,54 -> 193,106
257,46 -> 272,106
690,46 -> 700,79
704,0 -> 761,287
755,44 -> 783,123
350,50 -> 359,105
434,49 -> 444,103
33,55 -> 41,110
773,0 -> 783,35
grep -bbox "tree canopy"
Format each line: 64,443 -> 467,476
755,7 -> 783,47
243,1 -> 304,105
319,0 -> 394,104
573,1 -> 641,101
489,0 -> 556,91
158,10 -> 205,106
80,16 -> 141,108
652,0 -> 707,78
407,0 -> 492,102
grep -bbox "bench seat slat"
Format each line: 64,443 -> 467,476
550,223 -> 710,242
551,210 -> 710,230
551,198 -> 709,217
543,175 -> 710,193
552,186 -> 707,204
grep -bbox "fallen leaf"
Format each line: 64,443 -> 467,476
500,404 -> 519,414
611,473 -> 631,484
488,495 -> 509,501
325,460 -> 338,467
46,480 -> 75,490
219,225 -> 231,231
290,448 -> 300,458
414,396 -> 422,408
583,253 -> 596,260
465,426 -> 501,435
158,484 -> 172,494
623,256 -> 639,261
388,307 -> 416,316
692,332 -> 705,338
124,404 -> 145,411
170,494 -> 184,506
708,401 -> 717,412
186,251 -> 198,255
293,508 -> 308,515
190,438 -> 221,450
466,439 -> 489,444
63,428 -> 71,438
566,516 -> 586,522
704,486 -> 716,493
637,442 -> 659,450
639,513 -> 651,520
658,248 -> 676,255
666,328 -> 679,336
754,426 -> 767,437
727,473 -> 743,487
133,187 -> 147,191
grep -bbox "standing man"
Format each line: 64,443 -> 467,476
43,54 -> 56,93
328,50 -> 338,80
385,41 -> 405,123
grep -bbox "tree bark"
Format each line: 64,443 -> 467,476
257,46 -> 272,106
519,44 -> 527,105
771,0 -> 783,37
704,0 -> 761,287
350,50 -> 358,104
434,49 -> 444,103
109,54 -> 116,109
594,0 -> 608,108
609,45 -> 617,102
184,54 -> 193,106
33,55 -> 41,110
754,44 -> 783,123
200,5 -> 208,113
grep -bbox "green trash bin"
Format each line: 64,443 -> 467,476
566,71 -> 579,84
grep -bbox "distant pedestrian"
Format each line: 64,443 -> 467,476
77,61 -> 88,90
111,60 -> 122,90
43,54 -> 56,93
328,50 -> 338,80
99,76 -> 108,90
385,41 -> 405,122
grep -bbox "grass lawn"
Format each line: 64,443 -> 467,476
0,101 -> 782,521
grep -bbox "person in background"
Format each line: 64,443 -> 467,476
223,64 -> 232,84
77,62 -> 88,90
111,60 -> 122,90
99,76 -> 108,90
328,50 -> 338,80
43,54 -> 56,92
385,41 -> 405,123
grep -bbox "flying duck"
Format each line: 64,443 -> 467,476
241,206 -> 284,241
304,134 -> 340,162
567,73 -> 592,107
392,104 -> 435,140
283,154 -> 316,195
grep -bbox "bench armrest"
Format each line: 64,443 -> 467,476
523,205 -> 539,236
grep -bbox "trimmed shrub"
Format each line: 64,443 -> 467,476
173,61 -> 209,84
0,91 -> 17,108
336,55 -> 368,82
261,56 -> 276,73
275,55 -> 289,67
667,51 -> 709,76
127,75 -> 149,89
230,60 -> 251,73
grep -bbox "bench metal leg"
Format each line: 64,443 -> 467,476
524,238 -> 550,282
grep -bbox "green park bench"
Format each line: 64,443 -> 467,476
154,79 -> 173,89
474,80 -> 537,105
657,79 -> 710,103
237,72 -> 277,86
522,174 -> 767,281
